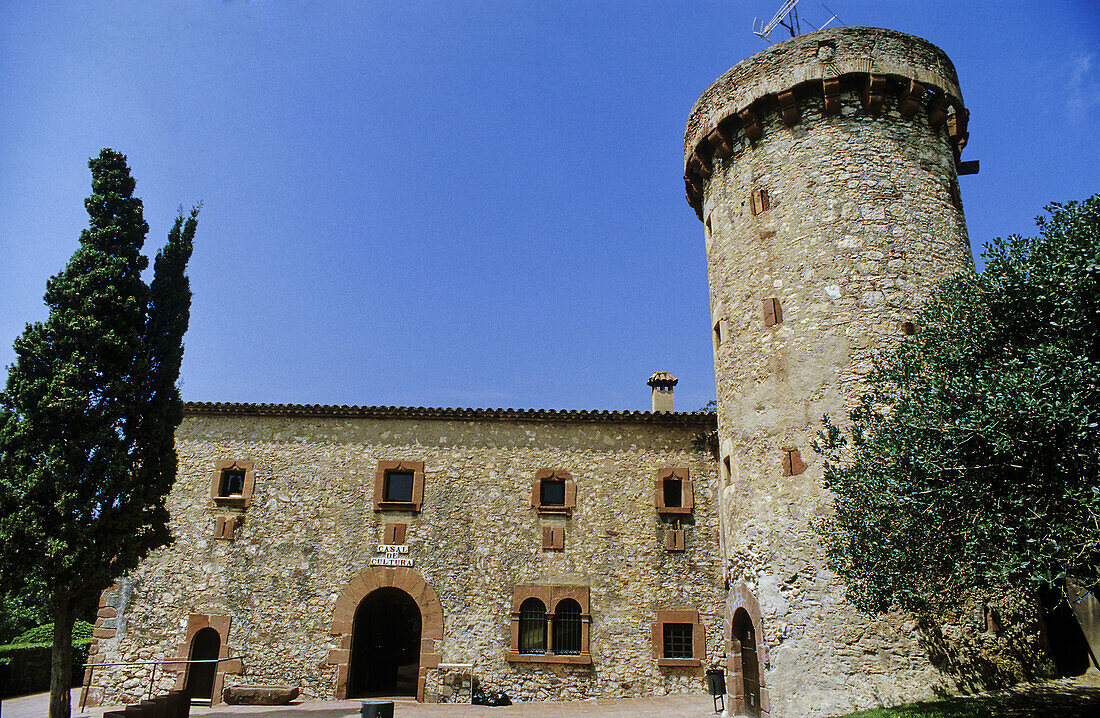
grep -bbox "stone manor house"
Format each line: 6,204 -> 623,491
84,26 -> 1094,718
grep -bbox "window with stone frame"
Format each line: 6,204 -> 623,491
652,610 -> 705,667
210,460 -> 256,508
518,598 -> 547,654
552,599 -> 583,655
508,586 -> 591,665
654,467 -> 693,516
374,460 -> 425,512
531,469 -> 576,517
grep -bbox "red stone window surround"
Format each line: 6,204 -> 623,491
781,448 -> 807,477
374,461 -> 425,512
507,586 -> 591,665
383,522 -> 407,545
213,516 -> 239,541
530,469 -> 576,517
652,609 -> 705,667
211,460 -> 255,508
654,468 -> 693,516
541,525 -> 565,551
665,529 -> 685,552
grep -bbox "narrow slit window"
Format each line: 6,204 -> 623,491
713,319 -> 722,347
764,297 -> 783,326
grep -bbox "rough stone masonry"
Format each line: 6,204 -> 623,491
685,26 -> 981,718
86,405 -> 723,706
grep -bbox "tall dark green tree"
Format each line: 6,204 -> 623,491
0,150 -> 197,718
815,195 -> 1100,619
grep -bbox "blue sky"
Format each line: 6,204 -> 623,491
1,1 -> 1098,412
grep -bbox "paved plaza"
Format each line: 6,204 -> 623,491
1,690 -> 720,718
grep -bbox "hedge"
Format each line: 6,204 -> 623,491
0,623 -> 94,697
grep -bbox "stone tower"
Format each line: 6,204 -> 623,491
683,27 -> 975,717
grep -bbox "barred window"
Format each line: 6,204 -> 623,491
552,599 -> 582,655
663,623 -> 693,659
518,598 -> 547,654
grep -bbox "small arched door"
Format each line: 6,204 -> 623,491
348,587 -> 422,697
733,608 -> 761,717
184,627 -> 220,702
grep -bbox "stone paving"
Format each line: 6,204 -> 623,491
3,672 -> 1100,718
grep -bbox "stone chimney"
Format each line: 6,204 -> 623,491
647,372 -> 678,413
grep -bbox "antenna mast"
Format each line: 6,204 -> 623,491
753,0 -> 839,42
753,0 -> 804,41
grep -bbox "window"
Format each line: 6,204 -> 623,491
763,297 -> 783,327
541,525 -> 564,551
220,470 -> 245,497
518,598 -> 547,654
210,460 -> 255,507
654,468 -> 693,516
508,586 -> 590,664
383,522 -> 407,545
663,623 -> 694,659
663,479 -> 683,508
653,610 -> 705,667
666,528 -> 685,552
374,461 -> 425,512
213,516 -> 238,540
552,599 -> 582,655
781,448 -> 807,477
540,479 -> 565,506
531,469 -> 576,517
384,471 -> 414,503
749,188 -> 770,216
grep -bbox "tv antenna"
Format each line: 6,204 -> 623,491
753,0 -> 839,43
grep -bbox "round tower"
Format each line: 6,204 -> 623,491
684,27 -> 975,717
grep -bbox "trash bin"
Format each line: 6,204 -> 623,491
360,699 -> 395,718
706,668 -> 726,713
706,668 -> 726,696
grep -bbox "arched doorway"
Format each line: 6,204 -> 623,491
733,608 -> 761,717
348,587 -> 422,697
184,627 -> 220,703
1040,585 -> 1093,677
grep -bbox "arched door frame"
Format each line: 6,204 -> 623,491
170,614 -> 241,706
328,567 -> 443,702
724,583 -> 770,717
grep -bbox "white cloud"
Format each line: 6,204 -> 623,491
1068,54 -> 1100,122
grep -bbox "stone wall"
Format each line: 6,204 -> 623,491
86,407 -> 722,706
688,27 -> 976,718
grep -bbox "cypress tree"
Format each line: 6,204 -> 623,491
0,149 -> 198,718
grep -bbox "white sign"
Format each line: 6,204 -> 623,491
370,544 -> 413,567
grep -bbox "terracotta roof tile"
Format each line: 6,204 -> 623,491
182,401 -> 715,426
647,372 -> 679,388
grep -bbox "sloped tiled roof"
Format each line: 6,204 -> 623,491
183,401 -> 716,426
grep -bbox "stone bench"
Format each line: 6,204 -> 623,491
222,685 -> 299,705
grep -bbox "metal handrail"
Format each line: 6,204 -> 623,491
79,656 -> 238,710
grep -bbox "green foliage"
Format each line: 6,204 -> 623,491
0,149 -> 197,715
815,195 -> 1100,615
12,621 -> 94,646
0,586 -> 50,643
